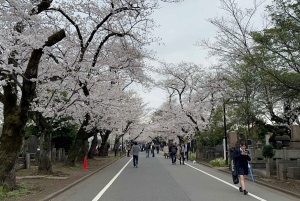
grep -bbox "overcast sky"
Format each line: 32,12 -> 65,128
136,0 -> 271,112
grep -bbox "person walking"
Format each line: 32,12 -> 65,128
184,141 -> 189,161
176,142 -> 181,164
126,144 -> 131,157
169,142 -> 178,165
179,143 -> 185,165
163,143 -> 169,159
151,143 -> 155,157
145,143 -> 150,158
234,141 -> 251,195
131,141 -> 141,168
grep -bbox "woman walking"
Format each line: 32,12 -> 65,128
163,143 -> 169,159
179,143 -> 185,165
234,141 -> 251,195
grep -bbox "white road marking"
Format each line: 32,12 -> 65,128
92,158 -> 132,201
186,163 -> 267,201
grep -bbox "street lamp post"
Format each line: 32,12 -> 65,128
223,101 -> 228,165
122,134 -> 124,154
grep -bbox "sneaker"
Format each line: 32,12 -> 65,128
243,190 -> 248,195
136,165 -> 138,168
239,187 -> 243,192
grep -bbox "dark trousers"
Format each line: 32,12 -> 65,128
151,149 -> 155,157
170,153 -> 176,163
179,152 -> 185,164
133,155 -> 139,166
185,151 -> 188,161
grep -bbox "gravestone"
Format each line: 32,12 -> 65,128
52,148 -> 56,161
291,125 -> 300,141
28,135 -> 38,154
290,125 -> 300,149
57,148 -> 62,161
265,135 -> 270,145
35,150 -> 40,166
228,131 -> 237,147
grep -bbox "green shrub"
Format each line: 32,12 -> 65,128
189,152 -> 196,160
262,144 -> 275,158
0,183 -> 31,200
210,158 -> 226,167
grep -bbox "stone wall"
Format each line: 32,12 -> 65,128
248,147 -> 300,180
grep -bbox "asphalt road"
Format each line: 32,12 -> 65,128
52,153 -> 299,201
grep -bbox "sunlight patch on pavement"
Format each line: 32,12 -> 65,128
186,163 -> 267,201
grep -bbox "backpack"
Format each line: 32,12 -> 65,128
171,145 -> 177,153
180,145 -> 185,153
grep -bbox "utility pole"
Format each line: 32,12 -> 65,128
122,134 -> 124,154
223,101 -> 228,165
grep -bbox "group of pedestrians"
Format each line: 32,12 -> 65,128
164,141 -> 188,165
130,140 -> 189,168
131,139 -> 251,196
144,142 -> 156,157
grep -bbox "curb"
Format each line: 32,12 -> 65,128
197,161 -> 300,199
40,156 -> 125,201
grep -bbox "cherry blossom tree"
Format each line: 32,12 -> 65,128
0,0 -> 66,190
154,62 -> 221,143
0,0 -> 185,191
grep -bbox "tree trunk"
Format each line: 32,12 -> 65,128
0,110 -> 23,191
78,140 -> 89,162
98,130 -> 111,157
65,127 -> 87,166
0,29 -> 65,190
113,135 -> 121,157
88,133 -> 98,159
65,114 -> 90,167
32,112 -> 53,174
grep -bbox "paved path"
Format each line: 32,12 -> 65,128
51,153 -> 299,201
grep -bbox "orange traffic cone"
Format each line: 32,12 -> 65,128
83,156 -> 88,169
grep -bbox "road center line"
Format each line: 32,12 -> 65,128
92,158 -> 132,201
186,163 -> 267,201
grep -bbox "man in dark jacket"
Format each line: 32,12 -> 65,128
169,142 -> 178,165
151,143 -> 155,157
234,141 -> 251,195
145,143 -> 150,158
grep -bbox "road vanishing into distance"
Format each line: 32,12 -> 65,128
51,153 -> 298,201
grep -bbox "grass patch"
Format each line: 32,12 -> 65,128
0,183 -> 34,201
210,158 -> 226,167
108,152 -> 125,158
189,152 -> 196,160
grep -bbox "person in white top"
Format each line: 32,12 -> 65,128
163,143 -> 169,159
